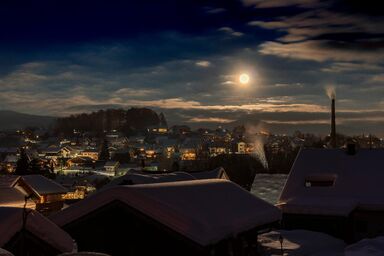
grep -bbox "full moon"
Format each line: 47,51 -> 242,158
239,73 -> 250,84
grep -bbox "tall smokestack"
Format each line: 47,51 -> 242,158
331,98 -> 336,148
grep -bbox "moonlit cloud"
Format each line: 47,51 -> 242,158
188,117 -> 235,123
259,41 -> 384,63
218,27 -> 244,37
195,61 -> 211,67
242,0 -> 323,8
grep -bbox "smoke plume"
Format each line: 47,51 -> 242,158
325,85 -> 336,100
245,123 -> 269,170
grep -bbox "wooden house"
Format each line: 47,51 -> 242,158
21,175 -> 67,215
278,147 -> 384,242
51,179 -> 281,256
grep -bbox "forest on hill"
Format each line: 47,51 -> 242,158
54,108 -> 167,136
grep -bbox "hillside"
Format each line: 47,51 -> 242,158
0,110 -> 55,131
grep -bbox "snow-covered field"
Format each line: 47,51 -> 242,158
251,174 -> 288,204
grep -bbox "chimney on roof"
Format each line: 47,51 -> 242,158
331,98 -> 336,148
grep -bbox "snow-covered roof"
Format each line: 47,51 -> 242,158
0,176 -> 20,188
0,207 -> 75,253
0,248 -> 14,256
0,188 -> 36,209
22,175 -> 67,196
3,155 -> 17,163
103,171 -> 196,189
104,161 -> 119,167
189,167 -> 229,180
104,168 -> 229,189
279,148 -> 384,216
52,179 -> 281,246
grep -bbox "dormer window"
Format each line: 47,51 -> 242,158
305,174 -> 337,187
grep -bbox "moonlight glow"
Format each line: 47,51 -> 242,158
239,73 -> 250,84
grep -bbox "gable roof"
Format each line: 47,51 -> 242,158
0,207 -> 74,253
278,148 -> 384,216
189,167 -> 229,180
103,171 -> 196,188
0,187 -> 36,209
0,175 -> 20,188
51,179 -> 281,246
22,175 -> 67,196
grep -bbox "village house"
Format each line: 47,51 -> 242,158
21,175 -> 68,215
61,145 -> 82,158
2,154 -> 18,173
0,207 -> 76,255
278,146 -> 384,242
208,141 -> 229,157
0,175 -> 67,215
51,179 -> 281,256
104,161 -> 120,175
79,148 -> 99,160
179,138 -> 201,161
0,175 -> 36,209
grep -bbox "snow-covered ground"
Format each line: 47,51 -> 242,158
345,236 -> 384,256
251,175 -> 384,255
251,174 -> 288,204
259,230 -> 345,256
259,230 -> 384,256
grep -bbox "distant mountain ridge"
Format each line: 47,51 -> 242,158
0,110 -> 56,130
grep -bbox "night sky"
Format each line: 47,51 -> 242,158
0,0 -> 383,134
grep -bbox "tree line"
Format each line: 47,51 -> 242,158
54,108 -> 167,136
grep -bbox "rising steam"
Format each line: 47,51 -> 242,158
325,85 -> 336,100
245,123 -> 269,170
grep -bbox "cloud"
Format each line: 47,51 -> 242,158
188,117 -> 235,123
370,75 -> 384,83
113,88 -> 160,97
321,62 -> 382,73
242,0 -> 324,8
259,40 -> 384,63
204,7 -> 226,14
195,60 -> 211,67
249,6 -> 384,66
218,27 -> 244,37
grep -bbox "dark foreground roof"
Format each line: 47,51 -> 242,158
52,179 -> 281,246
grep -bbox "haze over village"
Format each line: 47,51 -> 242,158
0,1 -> 383,256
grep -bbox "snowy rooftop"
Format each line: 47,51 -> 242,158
0,207 -> 75,253
279,148 -> 384,216
52,179 -> 281,246
0,188 -> 36,209
0,176 -> 20,188
103,168 -> 228,189
22,175 -> 67,196
188,167 -> 229,180
103,171 -> 196,188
